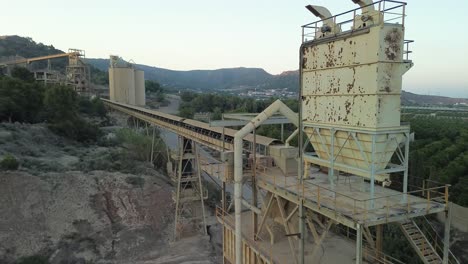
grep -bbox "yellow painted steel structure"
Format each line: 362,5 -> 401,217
301,0 -> 413,182
0,51 -> 80,65
102,99 -> 280,153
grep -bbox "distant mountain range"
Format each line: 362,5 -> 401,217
1,35 -> 467,106
401,91 -> 468,106
86,58 -> 298,92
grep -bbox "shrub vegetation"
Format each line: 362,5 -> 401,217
0,154 -> 19,170
0,69 -> 105,142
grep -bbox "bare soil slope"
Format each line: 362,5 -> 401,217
0,123 -> 220,263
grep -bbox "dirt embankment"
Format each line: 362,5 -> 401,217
0,123 -> 220,264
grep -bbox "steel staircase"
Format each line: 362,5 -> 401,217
399,220 -> 442,264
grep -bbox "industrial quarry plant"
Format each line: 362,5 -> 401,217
0,0 -> 465,264
0,49 -> 91,94
101,1 -> 461,263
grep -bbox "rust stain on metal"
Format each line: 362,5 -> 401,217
384,28 -> 401,60
347,68 -> 356,93
325,42 -> 336,68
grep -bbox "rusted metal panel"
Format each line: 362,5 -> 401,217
302,24 -> 408,129
301,10 -> 412,179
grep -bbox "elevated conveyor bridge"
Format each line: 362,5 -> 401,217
102,99 -> 281,153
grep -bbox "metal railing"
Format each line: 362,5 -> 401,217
215,206 -> 280,264
217,204 -> 410,264
255,165 -> 449,225
333,224 -> 406,264
419,216 -> 461,264
302,0 -> 407,43
403,40 -> 414,61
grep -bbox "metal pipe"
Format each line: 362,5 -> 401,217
356,223 -> 363,264
298,43 -> 305,263
351,0 -> 375,13
233,100 -> 298,264
242,199 -> 261,215
253,128 -> 258,238
285,128 -> 299,147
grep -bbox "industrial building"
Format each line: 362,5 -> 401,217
108,55 -> 145,106
0,49 -> 91,94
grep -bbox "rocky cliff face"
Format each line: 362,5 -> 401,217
0,170 -> 175,263
0,123 -> 221,264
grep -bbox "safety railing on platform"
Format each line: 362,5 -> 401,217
302,0 -> 407,43
403,40 -> 414,61
216,206 -> 281,264
418,216 -> 461,264
217,204 -> 410,264
333,224 -> 406,264
255,165 -> 449,225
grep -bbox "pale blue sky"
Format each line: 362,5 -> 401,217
1,0 -> 467,97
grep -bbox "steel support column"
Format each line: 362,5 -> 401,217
356,224 -> 363,264
329,128 -> 335,190
252,129 -> 258,239
299,200 -> 305,264
370,134 -> 376,209
403,132 -> 410,202
376,225 -> 383,260
443,203 -> 452,264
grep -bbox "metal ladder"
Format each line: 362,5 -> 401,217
399,220 -> 442,264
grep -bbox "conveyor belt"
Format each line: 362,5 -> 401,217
102,99 -> 281,152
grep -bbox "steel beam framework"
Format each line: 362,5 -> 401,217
173,136 -> 207,240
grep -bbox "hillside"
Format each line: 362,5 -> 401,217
88,58 -> 467,105
2,35 -> 467,105
402,90 -> 468,106
0,35 -> 66,71
0,35 -> 108,85
87,58 -> 278,91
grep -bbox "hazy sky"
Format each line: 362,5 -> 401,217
2,0 -> 467,97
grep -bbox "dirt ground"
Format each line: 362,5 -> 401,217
0,122 -> 222,264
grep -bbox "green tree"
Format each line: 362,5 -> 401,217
78,96 -> 107,118
0,76 -> 44,123
0,154 -> 19,170
146,80 -> 162,93
211,107 -> 222,120
43,85 -> 101,142
11,67 -> 35,82
44,85 -> 78,122
179,105 -> 195,118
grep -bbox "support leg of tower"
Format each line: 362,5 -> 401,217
356,224 -> 363,264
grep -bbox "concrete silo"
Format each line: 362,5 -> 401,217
108,55 -> 143,105
134,70 -> 146,106
109,67 -> 135,105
